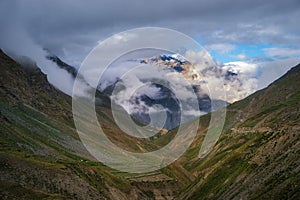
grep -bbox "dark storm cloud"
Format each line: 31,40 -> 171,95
1,0 -> 299,64
0,0 -> 299,97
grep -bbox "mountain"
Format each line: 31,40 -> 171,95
1,48 -> 299,199
43,52 -> 228,130
45,50 -> 78,78
174,63 -> 300,199
45,52 -> 113,108
148,63 -> 300,199
100,54 -> 228,130
139,54 -> 238,82
0,50 -> 181,199
140,54 -> 196,78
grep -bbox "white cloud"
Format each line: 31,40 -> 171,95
205,43 -> 236,54
184,50 -> 215,68
183,50 -> 259,103
105,32 -> 136,45
0,23 -> 74,95
263,47 -> 300,58
220,61 -> 259,102
233,54 -> 247,60
223,61 -> 258,76
257,58 -> 300,89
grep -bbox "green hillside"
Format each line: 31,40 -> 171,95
0,49 -> 299,199
176,63 -> 300,199
0,50 -> 181,199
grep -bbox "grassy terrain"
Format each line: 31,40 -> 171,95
0,49 -> 299,199
0,50 -> 181,199
176,64 -> 300,199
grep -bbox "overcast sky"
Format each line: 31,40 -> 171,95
1,0 -> 300,94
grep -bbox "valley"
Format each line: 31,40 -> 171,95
0,49 -> 299,199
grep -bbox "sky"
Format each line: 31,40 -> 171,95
0,0 -> 300,97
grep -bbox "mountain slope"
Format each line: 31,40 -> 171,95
0,49 -> 119,199
1,48 -> 299,199
174,63 -> 300,199
46,53 -> 77,78
0,50 -> 182,199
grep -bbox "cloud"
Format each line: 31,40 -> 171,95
1,0 -> 300,66
257,58 -> 300,89
233,54 -> 247,60
1,0 -> 300,101
263,47 -> 300,59
223,61 -> 258,76
0,2 -> 74,95
221,62 -> 259,102
205,43 -> 236,54
184,50 -> 215,68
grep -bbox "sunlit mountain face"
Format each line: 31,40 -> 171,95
95,49 -> 244,130
41,47 -> 258,130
